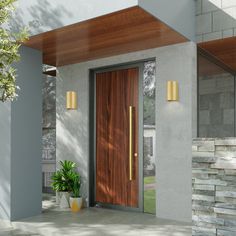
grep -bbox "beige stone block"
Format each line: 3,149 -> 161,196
192,145 -> 198,151
193,151 -> 215,158
214,207 -> 236,215
215,151 -> 236,158
216,196 -> 236,204
194,184 -> 215,191
216,186 -> 236,191
215,139 -> 236,145
195,178 -> 227,186
193,156 -> 216,163
211,158 -> 236,170
216,191 -> 236,198
193,169 -> 219,174
193,194 -> 215,202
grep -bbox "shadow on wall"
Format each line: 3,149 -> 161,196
8,0 -> 72,35
56,73 -> 88,204
196,0 -> 236,41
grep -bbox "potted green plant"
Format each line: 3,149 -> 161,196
51,170 -> 64,205
69,171 -> 83,212
51,160 -> 76,208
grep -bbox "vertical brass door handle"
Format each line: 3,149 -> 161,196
129,106 -> 133,181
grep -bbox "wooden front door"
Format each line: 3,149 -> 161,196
95,67 -> 139,208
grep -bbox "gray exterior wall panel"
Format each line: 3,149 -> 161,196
10,0 -> 138,36
139,0 -> 196,41
57,42 -> 197,222
10,46 -> 42,221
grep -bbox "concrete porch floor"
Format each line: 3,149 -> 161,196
1,195 -> 192,236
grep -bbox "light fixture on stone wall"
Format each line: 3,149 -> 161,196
66,91 -> 77,110
167,81 -> 179,101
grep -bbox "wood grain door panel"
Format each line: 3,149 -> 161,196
96,67 -> 139,208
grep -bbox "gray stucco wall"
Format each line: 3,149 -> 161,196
196,0 -> 236,42
0,103 -> 11,220
0,46 -> 42,221
156,43 -> 197,222
139,0 -> 196,41
57,42 -> 197,222
10,0 -> 137,36
9,1 -> 195,41
10,46 -> 42,221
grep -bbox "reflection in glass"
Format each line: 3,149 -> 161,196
198,55 -> 235,137
143,61 -> 156,214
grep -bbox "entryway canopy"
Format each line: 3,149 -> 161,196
24,6 -> 188,67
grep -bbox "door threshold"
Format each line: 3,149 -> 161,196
94,202 -> 142,213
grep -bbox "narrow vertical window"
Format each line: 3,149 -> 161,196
143,61 -> 156,214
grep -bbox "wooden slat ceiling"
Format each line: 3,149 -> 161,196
198,54 -> 227,77
198,37 -> 236,74
25,6 -> 188,67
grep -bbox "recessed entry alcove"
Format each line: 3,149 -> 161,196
24,5 -> 189,215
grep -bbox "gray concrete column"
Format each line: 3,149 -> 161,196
0,46 -> 42,221
156,42 -> 197,222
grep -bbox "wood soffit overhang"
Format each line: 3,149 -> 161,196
198,37 -> 236,75
24,6 -> 188,67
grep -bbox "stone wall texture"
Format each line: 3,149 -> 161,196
42,75 -> 56,192
196,0 -> 236,42
198,72 -> 235,137
192,138 -> 236,236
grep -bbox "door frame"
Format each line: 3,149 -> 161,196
89,61 -> 145,212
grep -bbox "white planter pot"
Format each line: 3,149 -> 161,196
56,191 -> 61,204
70,197 -> 83,212
59,192 -> 70,209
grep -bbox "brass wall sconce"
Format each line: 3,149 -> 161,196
66,91 -> 77,110
167,81 -> 179,101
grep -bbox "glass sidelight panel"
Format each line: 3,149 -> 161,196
198,54 -> 235,137
143,61 -> 156,214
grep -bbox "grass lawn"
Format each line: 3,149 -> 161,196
144,189 -> 156,214
144,176 -> 156,214
144,176 -> 155,185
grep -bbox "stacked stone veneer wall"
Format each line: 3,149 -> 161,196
196,0 -> 236,42
198,73 -> 235,137
192,138 -> 236,236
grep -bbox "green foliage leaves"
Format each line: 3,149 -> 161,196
70,171 -> 81,198
0,0 -> 28,102
51,160 -> 81,198
51,170 -> 66,192
0,0 -> 16,24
